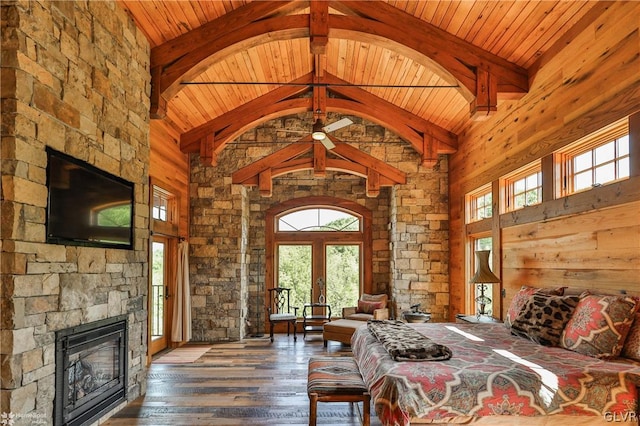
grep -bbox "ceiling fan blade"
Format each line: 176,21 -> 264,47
320,136 -> 336,150
323,117 -> 353,133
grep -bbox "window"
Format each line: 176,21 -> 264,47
275,207 -> 362,314
469,236 -> 495,316
558,119 -> 629,196
277,208 -> 361,231
466,185 -> 492,223
267,198 -> 373,321
152,187 -> 175,222
502,161 -> 542,212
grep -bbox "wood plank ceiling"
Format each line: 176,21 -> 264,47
119,0 -> 603,181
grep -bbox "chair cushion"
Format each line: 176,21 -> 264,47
307,356 -> 367,395
345,312 -> 374,321
270,313 -> 296,321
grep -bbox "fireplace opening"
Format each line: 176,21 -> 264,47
55,315 -> 128,426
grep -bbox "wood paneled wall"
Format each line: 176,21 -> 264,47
150,120 -> 190,238
449,2 -> 640,320
502,201 -> 640,305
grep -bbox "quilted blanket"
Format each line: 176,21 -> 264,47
367,320 -> 452,361
352,322 -> 640,426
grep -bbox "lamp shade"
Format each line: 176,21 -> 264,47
470,250 -> 500,283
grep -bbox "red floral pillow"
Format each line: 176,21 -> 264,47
504,286 -> 565,328
357,300 -> 384,314
561,295 -> 639,359
621,313 -> 640,361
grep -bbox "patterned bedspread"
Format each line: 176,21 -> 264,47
351,323 -> 640,426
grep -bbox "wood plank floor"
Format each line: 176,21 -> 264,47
103,334 -> 383,425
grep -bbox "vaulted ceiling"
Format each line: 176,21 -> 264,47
120,0 -> 604,174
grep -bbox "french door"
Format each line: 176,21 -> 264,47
265,197 -> 374,335
277,242 -> 361,315
150,236 -> 171,355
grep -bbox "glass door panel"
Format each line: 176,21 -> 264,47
325,245 -> 360,316
150,239 -> 167,355
277,244 -> 312,311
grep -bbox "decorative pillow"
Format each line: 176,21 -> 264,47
621,313 -> 640,361
561,295 -> 639,359
510,294 -> 579,347
360,293 -> 388,307
504,286 -> 565,328
357,300 -> 385,314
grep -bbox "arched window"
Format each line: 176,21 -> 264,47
266,197 -> 372,321
277,208 -> 361,232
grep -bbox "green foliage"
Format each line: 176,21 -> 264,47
278,245 -> 312,310
326,245 -> 359,314
97,204 -> 131,227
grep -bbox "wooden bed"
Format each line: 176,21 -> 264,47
352,322 -> 640,426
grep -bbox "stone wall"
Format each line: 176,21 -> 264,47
1,1 -> 150,424
189,113 -> 450,339
390,158 -> 450,321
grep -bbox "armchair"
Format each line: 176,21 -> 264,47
267,287 -> 298,342
342,293 -> 389,321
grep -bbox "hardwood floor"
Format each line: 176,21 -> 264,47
103,334 -> 382,425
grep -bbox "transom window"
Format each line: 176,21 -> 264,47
466,185 -> 492,223
277,208 -> 361,232
502,161 -> 542,213
558,118 -> 630,196
152,187 -> 175,222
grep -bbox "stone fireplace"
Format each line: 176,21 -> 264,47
54,316 -> 128,426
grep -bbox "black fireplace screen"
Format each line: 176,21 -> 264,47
55,316 -> 128,426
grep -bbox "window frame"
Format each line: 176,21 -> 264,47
466,184 -> 493,223
500,161 -> 542,213
556,119 -> 630,197
467,235 -> 494,315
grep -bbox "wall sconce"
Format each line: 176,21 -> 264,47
470,250 -> 500,318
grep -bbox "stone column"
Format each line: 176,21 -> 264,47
390,159 -> 450,322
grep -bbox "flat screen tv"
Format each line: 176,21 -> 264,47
46,148 -> 134,250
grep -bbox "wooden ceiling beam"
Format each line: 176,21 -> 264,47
232,139 -> 405,197
232,142 -> 313,184
313,142 -> 326,177
310,0 -> 329,55
324,73 -> 458,152
180,74 -> 312,152
151,14 -> 309,118
330,1 -> 529,96
151,2 -> 528,120
470,69 -> 498,120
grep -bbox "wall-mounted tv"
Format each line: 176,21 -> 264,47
46,148 -> 134,250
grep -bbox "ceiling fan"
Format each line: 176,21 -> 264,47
310,117 -> 353,149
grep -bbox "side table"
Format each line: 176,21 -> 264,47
455,313 -> 501,324
302,303 -> 332,339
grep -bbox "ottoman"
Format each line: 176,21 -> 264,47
323,319 -> 366,347
307,356 -> 370,426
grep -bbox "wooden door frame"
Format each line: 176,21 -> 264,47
148,178 -> 181,363
149,235 -> 176,356
265,196 -> 373,333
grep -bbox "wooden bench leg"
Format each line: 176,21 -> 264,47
309,392 -> 318,426
363,393 -> 370,426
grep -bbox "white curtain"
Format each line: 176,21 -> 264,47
171,241 -> 192,342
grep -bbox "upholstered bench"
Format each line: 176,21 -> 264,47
307,356 -> 370,426
322,319 -> 366,346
